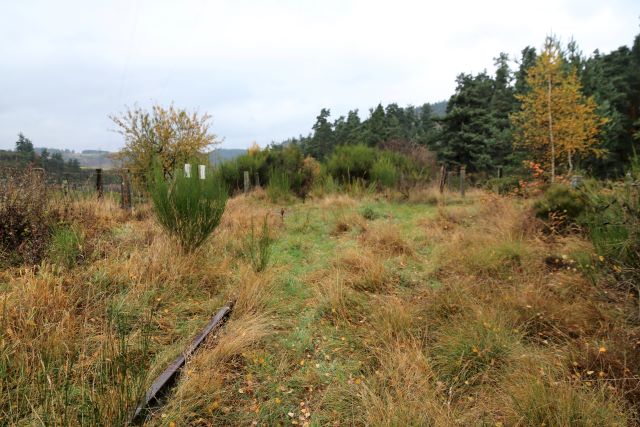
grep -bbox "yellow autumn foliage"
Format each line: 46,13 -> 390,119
511,38 -> 607,181
110,104 -> 218,186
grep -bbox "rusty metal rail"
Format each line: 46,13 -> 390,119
131,303 -> 233,423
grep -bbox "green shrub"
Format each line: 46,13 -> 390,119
266,168 -> 292,202
371,157 -> 398,188
218,145 -> 317,198
0,168 -> 56,265
484,176 -> 521,195
298,156 -> 321,199
245,215 -> 275,272
580,178 -> 639,296
360,205 -> 381,220
48,226 -> 83,268
534,184 -> 586,222
218,151 -> 267,193
326,144 -> 377,182
149,163 -> 227,252
312,174 -> 340,196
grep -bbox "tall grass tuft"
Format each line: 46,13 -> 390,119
506,377 -> 628,426
245,215 -> 274,272
266,168 -> 292,202
48,226 -> 84,269
149,163 -> 227,252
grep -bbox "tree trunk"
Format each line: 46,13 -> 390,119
547,75 -> 555,183
567,151 -> 573,174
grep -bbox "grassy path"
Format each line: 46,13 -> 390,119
158,196 -> 439,425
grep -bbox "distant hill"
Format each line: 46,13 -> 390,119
209,148 -> 247,164
20,147 -> 247,169
33,147 -> 114,169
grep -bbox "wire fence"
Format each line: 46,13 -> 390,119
0,166 -> 148,209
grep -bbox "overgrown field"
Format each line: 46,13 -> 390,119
1,188 -> 639,425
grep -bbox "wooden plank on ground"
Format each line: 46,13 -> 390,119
131,304 -> 233,422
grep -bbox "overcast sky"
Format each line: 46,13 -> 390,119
1,0 -> 638,151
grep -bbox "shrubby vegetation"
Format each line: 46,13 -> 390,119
148,162 -> 227,252
111,104 -> 218,188
534,183 -> 587,223
0,168 -> 58,265
218,141 -> 434,201
217,144 -> 318,199
578,160 -> 640,299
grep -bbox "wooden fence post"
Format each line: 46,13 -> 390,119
244,171 -> 250,193
96,168 -> 103,199
62,174 -> 69,196
120,169 -> 132,211
438,164 -> 446,194
460,165 -> 466,197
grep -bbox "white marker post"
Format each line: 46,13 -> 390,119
184,164 -> 192,178
198,165 -> 206,180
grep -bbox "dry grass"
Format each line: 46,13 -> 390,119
318,193 -> 358,209
331,210 -> 367,235
360,222 -> 414,256
3,188 -> 639,425
0,193 -> 270,425
312,269 -> 368,324
357,343 -> 454,426
499,374 -> 629,426
226,266 -> 276,318
406,185 -> 442,205
335,247 -> 395,293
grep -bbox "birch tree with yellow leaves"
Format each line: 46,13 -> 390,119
511,38 -> 606,182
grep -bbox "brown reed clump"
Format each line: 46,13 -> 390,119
0,168 -> 58,265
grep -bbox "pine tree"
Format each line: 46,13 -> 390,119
364,104 -> 386,147
384,103 -> 405,140
511,38 -> 606,181
15,133 -> 35,157
344,110 -> 363,145
403,105 -> 419,141
437,72 -> 496,171
308,108 -> 334,159
417,103 -> 437,146
515,46 -> 537,98
490,53 -> 516,167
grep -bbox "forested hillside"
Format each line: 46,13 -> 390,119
280,33 -> 639,178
